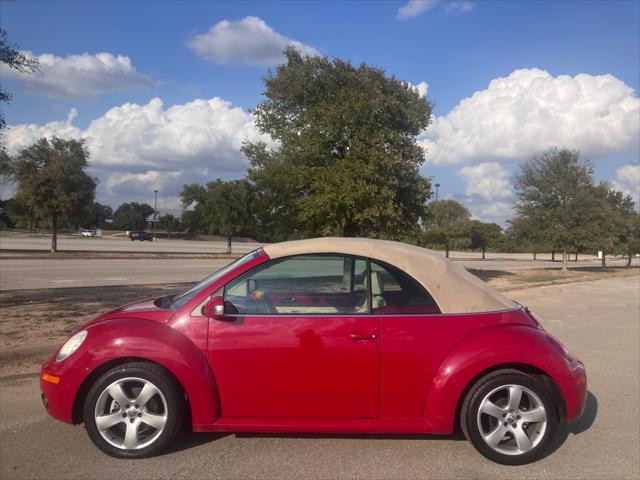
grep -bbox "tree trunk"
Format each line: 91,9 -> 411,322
561,245 -> 568,272
226,235 -> 232,254
533,252 -> 537,261
551,251 -> 555,262
575,251 -> 578,261
445,245 -> 450,258
627,252 -> 632,267
51,212 -> 58,253
601,250 -> 606,269
482,246 -> 486,260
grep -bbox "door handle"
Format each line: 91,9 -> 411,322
349,332 -> 377,341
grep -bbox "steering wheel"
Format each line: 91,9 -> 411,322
250,290 -> 278,314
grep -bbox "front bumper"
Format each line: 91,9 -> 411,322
40,356 -> 89,425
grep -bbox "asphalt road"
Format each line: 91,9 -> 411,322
1,276 -> 638,479
0,235 -> 262,254
0,256 -> 632,291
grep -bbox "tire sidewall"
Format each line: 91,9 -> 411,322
83,363 -> 183,459
464,372 -> 558,465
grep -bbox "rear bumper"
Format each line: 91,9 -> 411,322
559,359 -> 587,423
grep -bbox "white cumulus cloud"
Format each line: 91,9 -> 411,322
420,68 -> 640,165
4,97 -> 272,209
397,0 -> 439,19
0,52 -> 153,99
397,1 -> 474,19
612,163 -> 640,205
188,16 -> 319,66
409,81 -> 429,98
457,162 -> 515,223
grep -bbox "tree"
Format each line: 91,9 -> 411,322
505,217 -> 553,259
514,148 -> 595,271
588,183 -> 637,268
157,213 -> 180,238
11,137 -> 96,252
622,212 -> 640,266
243,47 -> 432,240
112,202 -> 154,231
469,220 -> 503,259
180,179 -> 255,252
1,28 -> 39,134
84,202 -> 113,229
179,184 -> 206,234
422,200 -> 471,258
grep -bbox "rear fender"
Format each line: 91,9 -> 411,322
424,325 -> 576,433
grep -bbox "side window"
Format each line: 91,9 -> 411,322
370,260 -> 440,314
224,255 -> 369,315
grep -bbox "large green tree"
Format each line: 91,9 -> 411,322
83,202 -> 113,229
514,148 -> 595,271
243,47 -> 432,240
112,202 -> 154,231
469,220 -> 503,259
588,183 -> 637,268
504,217 -> 553,259
157,213 -> 180,238
11,137 -> 96,252
180,179 -> 255,252
421,199 -> 471,258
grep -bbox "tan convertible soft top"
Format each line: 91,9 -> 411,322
263,237 -> 516,314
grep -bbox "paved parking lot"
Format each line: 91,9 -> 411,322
1,276 -> 638,479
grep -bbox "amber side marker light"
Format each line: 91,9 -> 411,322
41,373 -> 60,384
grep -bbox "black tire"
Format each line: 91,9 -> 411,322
460,369 -> 558,465
83,362 -> 184,459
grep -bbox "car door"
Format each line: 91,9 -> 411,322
207,255 -> 379,419
371,260 -> 447,418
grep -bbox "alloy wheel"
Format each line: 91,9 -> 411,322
94,377 -> 168,450
476,384 -> 548,455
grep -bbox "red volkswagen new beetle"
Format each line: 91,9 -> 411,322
40,238 -> 586,464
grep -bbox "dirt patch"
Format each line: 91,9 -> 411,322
470,265 -> 639,291
0,283 -> 190,377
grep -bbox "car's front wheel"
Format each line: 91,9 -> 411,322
461,370 -> 558,465
83,362 -> 184,458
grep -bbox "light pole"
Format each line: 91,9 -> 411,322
434,183 -> 440,201
153,190 -> 158,241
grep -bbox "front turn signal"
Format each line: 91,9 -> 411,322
41,373 -> 60,384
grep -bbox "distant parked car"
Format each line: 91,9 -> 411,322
40,238 -> 586,464
81,229 -> 94,238
128,231 -> 153,241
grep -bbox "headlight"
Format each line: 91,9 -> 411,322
56,330 -> 88,362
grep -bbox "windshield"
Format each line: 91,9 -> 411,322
168,249 -> 262,311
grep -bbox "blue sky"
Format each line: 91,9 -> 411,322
2,0 -> 639,223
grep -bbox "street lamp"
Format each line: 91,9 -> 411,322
153,190 -> 158,241
434,183 -> 440,201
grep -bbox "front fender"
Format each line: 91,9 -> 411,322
41,318 -> 220,430
424,325 -> 586,433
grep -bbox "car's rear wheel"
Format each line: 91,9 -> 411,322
83,362 -> 184,458
461,370 -> 558,465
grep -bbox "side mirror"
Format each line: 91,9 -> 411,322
204,296 -> 226,320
